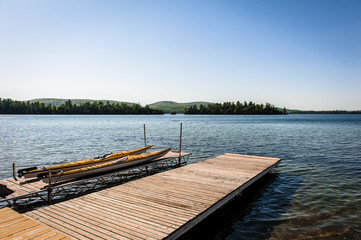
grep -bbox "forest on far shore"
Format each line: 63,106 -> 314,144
2,98 -> 359,115
0,98 -> 285,115
0,98 -> 163,114
185,101 -> 286,115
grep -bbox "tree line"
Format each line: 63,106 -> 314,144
184,101 -> 286,115
0,98 -> 164,114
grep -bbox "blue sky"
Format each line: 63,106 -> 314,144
0,0 -> 360,110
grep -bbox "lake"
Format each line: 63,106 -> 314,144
1,114 -> 360,239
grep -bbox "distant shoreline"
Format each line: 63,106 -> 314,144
1,98 -> 360,114
1,112 -> 361,116
287,110 -> 361,114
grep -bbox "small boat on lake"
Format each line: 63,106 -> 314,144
18,145 -> 153,179
39,148 -> 171,183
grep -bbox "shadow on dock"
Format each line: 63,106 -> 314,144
0,184 -> 14,198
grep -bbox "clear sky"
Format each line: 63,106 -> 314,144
0,0 -> 360,110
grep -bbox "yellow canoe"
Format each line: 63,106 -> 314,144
40,148 -> 172,183
18,145 -> 153,178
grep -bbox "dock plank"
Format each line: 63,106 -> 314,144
59,201 -> 172,238
53,203 -> 167,239
109,186 -> 209,212
85,193 -> 190,224
122,183 -> 217,205
0,178 -> 47,201
43,206 -> 144,240
76,195 -> 181,230
25,211 -> 89,240
0,207 -> 71,239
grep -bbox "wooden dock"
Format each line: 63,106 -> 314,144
0,207 -> 71,239
15,153 -> 281,239
0,178 -> 47,200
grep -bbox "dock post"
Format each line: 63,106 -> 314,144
179,123 -> 182,166
47,171 -> 52,205
12,163 -> 17,181
144,124 -> 146,147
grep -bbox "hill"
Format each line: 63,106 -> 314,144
27,99 -> 212,113
29,98 -> 136,107
148,101 -> 212,113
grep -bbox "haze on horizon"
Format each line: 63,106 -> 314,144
0,0 -> 360,111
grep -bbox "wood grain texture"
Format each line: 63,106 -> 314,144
0,207 -> 71,239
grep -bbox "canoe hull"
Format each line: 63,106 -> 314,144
41,148 -> 171,184
20,145 -> 153,179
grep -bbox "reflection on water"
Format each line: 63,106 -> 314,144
1,114 -> 361,239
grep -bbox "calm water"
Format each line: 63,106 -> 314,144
1,114 -> 360,239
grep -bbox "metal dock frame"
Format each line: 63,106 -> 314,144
0,152 -> 191,211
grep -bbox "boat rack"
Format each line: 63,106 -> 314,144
0,152 -> 191,211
